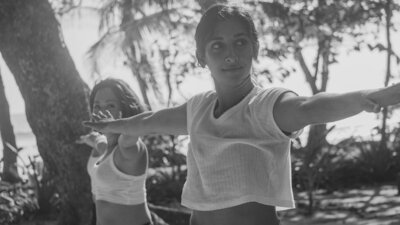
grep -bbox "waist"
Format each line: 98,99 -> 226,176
191,202 -> 280,225
94,186 -> 146,205
96,201 -> 151,225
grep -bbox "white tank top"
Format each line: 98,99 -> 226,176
87,154 -> 99,195
90,148 -> 147,205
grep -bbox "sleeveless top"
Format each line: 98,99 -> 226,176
90,147 -> 147,205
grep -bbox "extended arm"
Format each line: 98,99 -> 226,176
366,83 -> 400,107
83,103 -> 188,136
274,90 -> 385,133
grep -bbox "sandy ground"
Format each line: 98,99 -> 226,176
18,185 -> 400,225
280,185 -> 400,225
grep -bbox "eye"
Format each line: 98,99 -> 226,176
93,104 -> 100,110
211,42 -> 223,50
107,104 -> 116,109
236,39 -> 248,46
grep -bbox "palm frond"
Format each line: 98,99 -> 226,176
98,0 -> 122,33
85,28 -> 126,77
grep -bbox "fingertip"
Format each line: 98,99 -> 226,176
82,121 -> 91,126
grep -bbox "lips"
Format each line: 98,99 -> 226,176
222,66 -> 243,71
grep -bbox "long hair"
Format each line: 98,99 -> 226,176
89,78 -> 146,118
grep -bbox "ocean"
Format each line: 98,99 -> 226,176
0,113 -> 38,165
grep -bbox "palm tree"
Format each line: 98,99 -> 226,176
86,0 -> 197,108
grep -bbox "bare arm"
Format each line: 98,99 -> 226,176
366,83 -> 400,107
274,90 -> 382,133
83,103 -> 188,136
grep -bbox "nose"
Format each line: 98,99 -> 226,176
224,47 -> 238,64
224,56 -> 238,64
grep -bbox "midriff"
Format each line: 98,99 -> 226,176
190,202 -> 280,225
96,200 -> 151,225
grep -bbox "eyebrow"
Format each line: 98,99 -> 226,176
209,32 -> 247,41
94,99 -> 119,103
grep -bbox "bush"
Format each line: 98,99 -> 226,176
0,154 -> 59,225
0,181 -> 38,224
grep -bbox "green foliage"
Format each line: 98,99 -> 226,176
145,135 -> 186,169
0,153 -> 59,224
83,0 -> 200,107
247,0 -> 400,86
144,134 -> 187,205
147,168 -> 187,205
258,1 -> 387,53
0,181 -> 38,224
292,126 -> 400,210
291,124 -> 400,214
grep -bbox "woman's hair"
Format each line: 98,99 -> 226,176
195,4 -> 259,66
89,78 -> 146,118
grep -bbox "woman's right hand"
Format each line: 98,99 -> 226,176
83,111 -> 116,133
76,132 -> 107,148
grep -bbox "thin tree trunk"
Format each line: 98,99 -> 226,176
380,0 -> 392,151
296,43 -> 331,214
296,48 -> 329,149
0,1 -> 92,224
0,69 -> 20,183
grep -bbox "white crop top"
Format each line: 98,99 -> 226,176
90,148 -> 147,205
182,86 -> 302,211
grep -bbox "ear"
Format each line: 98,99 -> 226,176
253,42 -> 260,60
196,51 -> 206,68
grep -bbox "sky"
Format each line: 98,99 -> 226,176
1,6 -> 400,144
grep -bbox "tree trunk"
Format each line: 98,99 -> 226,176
380,0 -> 392,151
0,1 -> 93,224
296,48 -> 329,149
0,69 -> 20,183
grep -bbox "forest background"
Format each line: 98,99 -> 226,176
1,0 -> 400,224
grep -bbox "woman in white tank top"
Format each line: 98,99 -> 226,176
82,78 -> 154,225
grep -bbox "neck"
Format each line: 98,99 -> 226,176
214,76 -> 254,117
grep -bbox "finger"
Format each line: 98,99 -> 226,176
98,111 -> 107,119
364,99 -> 381,113
91,113 -> 102,122
105,110 -> 114,119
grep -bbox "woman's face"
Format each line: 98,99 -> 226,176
203,19 -> 256,85
92,87 -> 122,119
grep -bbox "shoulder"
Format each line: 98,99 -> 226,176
189,90 -> 215,101
251,87 -> 296,106
187,90 -> 216,110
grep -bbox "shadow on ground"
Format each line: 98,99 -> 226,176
280,185 -> 400,225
